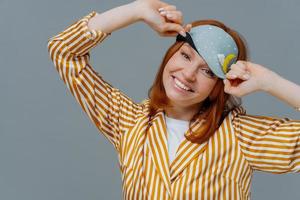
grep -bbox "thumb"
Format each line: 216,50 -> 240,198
223,79 -> 238,95
224,79 -> 250,97
164,22 -> 185,36
183,23 -> 192,32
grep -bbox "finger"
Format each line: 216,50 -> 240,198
223,79 -> 244,97
223,79 -> 232,94
234,63 -> 251,80
225,72 -> 237,80
228,68 -> 248,79
236,60 -> 249,69
235,61 -> 250,74
183,24 -> 192,32
226,66 -> 240,79
162,23 -> 185,36
159,10 -> 182,16
160,10 -> 183,24
226,64 -> 250,80
158,5 -> 177,12
231,62 -> 245,71
160,31 -> 179,37
226,70 -> 251,81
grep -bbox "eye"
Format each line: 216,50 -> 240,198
181,52 -> 191,61
201,68 -> 216,78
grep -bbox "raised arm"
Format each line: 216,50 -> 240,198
262,71 -> 300,110
88,0 -> 189,37
47,1 -> 189,152
87,2 -> 141,34
47,10 -> 142,152
224,61 -> 300,110
225,60 -> 300,172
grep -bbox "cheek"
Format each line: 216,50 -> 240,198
162,60 -> 177,82
195,80 -> 218,95
162,67 -> 168,83
165,53 -> 184,71
162,68 -> 171,91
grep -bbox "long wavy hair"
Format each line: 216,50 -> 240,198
147,19 -> 248,144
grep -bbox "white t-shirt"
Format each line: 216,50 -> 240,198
164,114 -> 190,164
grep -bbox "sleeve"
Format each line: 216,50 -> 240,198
232,110 -> 300,173
47,11 -> 143,152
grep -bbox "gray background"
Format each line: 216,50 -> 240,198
1,0 -> 299,199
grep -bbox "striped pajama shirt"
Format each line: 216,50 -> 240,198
47,11 -> 300,200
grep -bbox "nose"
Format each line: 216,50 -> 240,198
182,64 -> 197,82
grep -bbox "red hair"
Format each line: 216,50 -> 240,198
147,19 -> 248,143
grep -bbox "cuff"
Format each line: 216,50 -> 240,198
50,11 -> 111,56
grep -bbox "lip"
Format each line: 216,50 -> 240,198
173,76 -> 193,90
171,76 -> 194,94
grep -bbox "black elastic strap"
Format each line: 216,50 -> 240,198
176,32 -> 200,55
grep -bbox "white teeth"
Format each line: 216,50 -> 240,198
174,78 -> 191,91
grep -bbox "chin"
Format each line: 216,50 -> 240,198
165,92 -> 193,107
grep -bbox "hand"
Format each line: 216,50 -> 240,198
134,0 -> 191,37
223,61 -> 277,97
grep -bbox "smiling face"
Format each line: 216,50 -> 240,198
162,43 -> 219,110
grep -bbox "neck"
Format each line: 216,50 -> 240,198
164,103 -> 202,121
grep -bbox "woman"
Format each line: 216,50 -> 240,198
47,0 -> 300,199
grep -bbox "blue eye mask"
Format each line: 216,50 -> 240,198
176,25 -> 238,79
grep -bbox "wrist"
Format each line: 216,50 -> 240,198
129,1 -> 146,22
260,70 -> 280,93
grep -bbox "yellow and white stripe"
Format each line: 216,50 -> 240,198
48,11 -> 300,200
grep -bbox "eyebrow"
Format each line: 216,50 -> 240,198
182,44 -> 210,68
182,44 -> 195,55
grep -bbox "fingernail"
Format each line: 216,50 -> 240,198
179,31 -> 186,37
158,8 -> 164,12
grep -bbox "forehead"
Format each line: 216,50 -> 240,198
182,43 -> 193,51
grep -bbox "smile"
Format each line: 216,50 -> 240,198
172,76 -> 194,92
